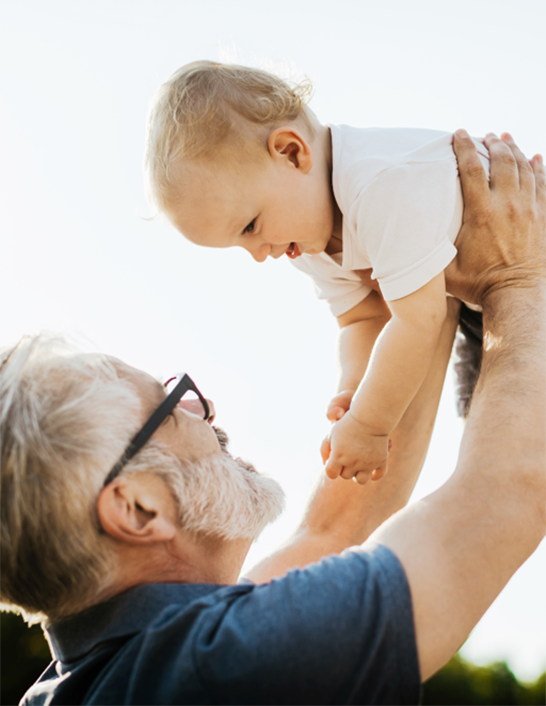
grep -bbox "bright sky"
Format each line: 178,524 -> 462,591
1,0 -> 545,682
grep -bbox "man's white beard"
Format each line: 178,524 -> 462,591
173,428 -> 285,541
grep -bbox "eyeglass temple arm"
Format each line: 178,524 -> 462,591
103,375 -> 210,486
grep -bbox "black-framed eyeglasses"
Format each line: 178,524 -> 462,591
103,373 -> 210,487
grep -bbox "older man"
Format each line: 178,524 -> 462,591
1,133 -> 545,705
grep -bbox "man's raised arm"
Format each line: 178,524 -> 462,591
246,296 -> 460,582
373,132 -> 546,680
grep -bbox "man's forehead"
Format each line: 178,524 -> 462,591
107,356 -> 163,394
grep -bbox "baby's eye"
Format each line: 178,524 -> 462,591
242,218 -> 256,234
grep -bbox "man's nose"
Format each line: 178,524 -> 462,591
178,398 -> 216,423
204,398 -> 216,424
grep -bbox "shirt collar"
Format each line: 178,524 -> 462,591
46,582 -> 224,662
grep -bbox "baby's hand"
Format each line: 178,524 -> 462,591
320,390 -> 355,465
326,390 -> 355,422
323,412 -> 390,485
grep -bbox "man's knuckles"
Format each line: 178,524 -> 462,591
465,161 -> 490,183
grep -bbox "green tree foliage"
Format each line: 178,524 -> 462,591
1,611 -> 545,705
423,654 -> 546,705
1,613 -> 51,706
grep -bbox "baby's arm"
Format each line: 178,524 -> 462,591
327,290 -> 392,422
325,272 -> 447,483
247,299 -> 460,584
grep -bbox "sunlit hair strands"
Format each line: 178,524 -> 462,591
0,333 -> 284,623
0,335 -> 142,622
144,60 -> 314,212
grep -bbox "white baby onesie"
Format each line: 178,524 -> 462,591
290,125 -> 490,316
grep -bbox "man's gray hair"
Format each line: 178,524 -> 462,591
0,333 -> 284,624
0,334 -> 174,623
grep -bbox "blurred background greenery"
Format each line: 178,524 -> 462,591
423,655 -> 545,705
2,613 -> 52,705
1,611 -> 544,705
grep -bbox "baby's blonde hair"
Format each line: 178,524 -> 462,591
144,60 -> 313,211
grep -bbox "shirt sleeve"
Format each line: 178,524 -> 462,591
347,162 -> 459,301
290,255 -> 372,316
194,545 -> 420,705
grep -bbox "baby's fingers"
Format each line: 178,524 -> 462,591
371,462 -> 388,481
340,465 -> 358,480
320,436 -> 331,464
354,470 -> 372,485
324,456 -> 343,480
326,405 -> 346,422
326,390 -> 354,421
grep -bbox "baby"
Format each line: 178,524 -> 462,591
144,61 -> 489,484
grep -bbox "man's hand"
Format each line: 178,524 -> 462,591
323,411 -> 389,484
446,131 -> 545,306
372,133 -> 545,681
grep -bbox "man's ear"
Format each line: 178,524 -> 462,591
97,473 -> 177,544
267,127 -> 313,173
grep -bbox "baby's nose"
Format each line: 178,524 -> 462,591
247,242 -> 270,263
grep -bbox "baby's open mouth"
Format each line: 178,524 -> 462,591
286,242 -> 301,259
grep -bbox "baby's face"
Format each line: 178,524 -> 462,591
168,147 -> 335,263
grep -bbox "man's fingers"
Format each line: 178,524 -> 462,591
484,132 -> 518,194
501,133 -> 535,195
453,129 -> 489,215
531,154 -> 546,205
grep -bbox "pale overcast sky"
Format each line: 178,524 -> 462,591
1,0 -> 544,680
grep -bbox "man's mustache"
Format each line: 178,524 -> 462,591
212,426 -> 230,450
212,426 -> 257,474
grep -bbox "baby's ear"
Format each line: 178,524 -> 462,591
267,127 -> 312,172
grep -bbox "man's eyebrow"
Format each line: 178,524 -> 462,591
152,377 -> 166,396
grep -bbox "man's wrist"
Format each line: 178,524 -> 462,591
482,284 -> 545,336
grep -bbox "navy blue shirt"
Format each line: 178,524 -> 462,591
23,545 -> 420,705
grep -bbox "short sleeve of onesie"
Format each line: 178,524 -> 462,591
289,126 -> 488,314
345,161 -> 458,301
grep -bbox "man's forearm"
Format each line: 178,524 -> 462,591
245,299 -> 459,583
373,285 -> 546,680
